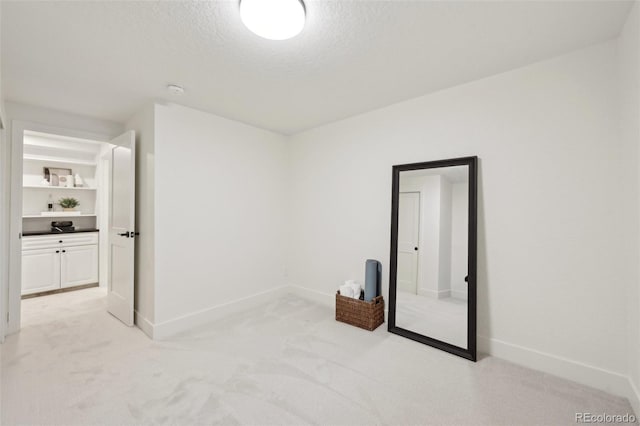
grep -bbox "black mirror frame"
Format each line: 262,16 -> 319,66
388,156 -> 478,361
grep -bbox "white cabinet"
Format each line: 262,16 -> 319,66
22,248 -> 61,294
21,233 -> 99,295
61,245 -> 98,288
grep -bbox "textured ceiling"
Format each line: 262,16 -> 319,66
1,0 -> 634,134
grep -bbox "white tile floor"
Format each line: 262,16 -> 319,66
1,287 -> 637,425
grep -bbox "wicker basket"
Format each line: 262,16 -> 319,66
335,292 -> 385,331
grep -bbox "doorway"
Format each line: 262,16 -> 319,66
20,131 -> 109,298
7,121 -> 136,335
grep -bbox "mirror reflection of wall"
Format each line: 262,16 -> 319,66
395,165 -> 469,349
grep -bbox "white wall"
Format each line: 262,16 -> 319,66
0,125 -> 6,340
5,102 -> 123,138
618,1 -> 640,415
126,104 -> 156,327
152,104 -> 288,333
288,41 -> 635,397
0,0 -> 8,343
450,182 -> 468,300
438,177 -> 452,294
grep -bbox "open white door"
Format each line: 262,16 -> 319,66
107,131 -> 135,326
397,192 -> 420,294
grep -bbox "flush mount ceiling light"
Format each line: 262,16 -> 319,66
240,0 -> 306,41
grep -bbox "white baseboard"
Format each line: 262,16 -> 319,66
629,378 -> 640,417
150,286 -> 291,340
134,286 -> 308,340
450,289 -> 468,300
418,288 -> 451,299
478,335 -> 637,408
436,290 -> 451,299
134,310 -> 154,339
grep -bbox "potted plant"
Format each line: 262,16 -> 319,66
58,197 -> 80,212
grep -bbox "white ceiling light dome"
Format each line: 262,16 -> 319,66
240,0 -> 306,41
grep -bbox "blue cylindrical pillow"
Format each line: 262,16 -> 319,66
365,259 -> 382,302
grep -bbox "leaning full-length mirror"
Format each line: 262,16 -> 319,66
388,156 -> 477,361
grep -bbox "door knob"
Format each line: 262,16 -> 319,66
118,232 -> 129,237
414,247 -> 418,251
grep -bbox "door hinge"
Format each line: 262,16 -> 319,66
6,312 -> 9,323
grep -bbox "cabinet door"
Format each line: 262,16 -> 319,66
60,245 -> 99,288
22,249 -> 61,295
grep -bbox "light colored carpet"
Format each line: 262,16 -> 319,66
395,290 -> 467,348
1,287 -> 636,425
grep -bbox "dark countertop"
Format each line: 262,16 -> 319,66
22,229 -> 99,237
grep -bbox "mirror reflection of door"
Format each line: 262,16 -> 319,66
395,165 -> 469,349
397,192 -> 420,294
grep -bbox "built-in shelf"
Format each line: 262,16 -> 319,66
23,155 -> 97,166
23,185 -> 96,191
23,213 -> 97,219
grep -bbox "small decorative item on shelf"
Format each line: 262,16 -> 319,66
74,173 -> 83,188
44,167 -> 72,187
58,197 -> 80,212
